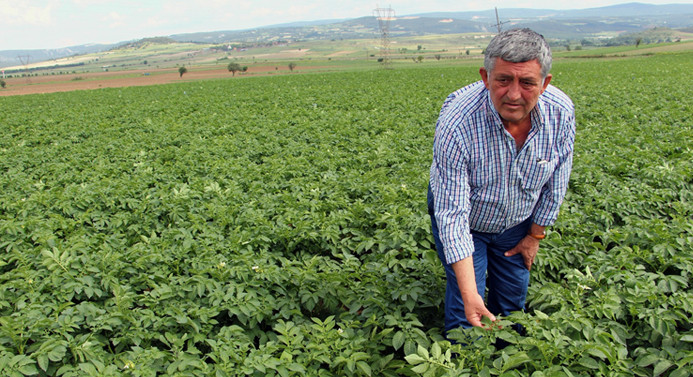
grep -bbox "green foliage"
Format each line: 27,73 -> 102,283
178,66 -> 187,77
605,27 -> 680,46
227,62 -> 242,75
0,50 -> 692,376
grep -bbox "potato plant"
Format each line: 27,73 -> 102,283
1,50 -> 692,376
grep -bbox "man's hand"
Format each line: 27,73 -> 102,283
451,258 -> 496,328
504,236 -> 540,270
462,292 -> 496,328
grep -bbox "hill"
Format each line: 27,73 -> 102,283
169,3 -> 693,44
1,2 -> 692,69
0,44 -> 117,69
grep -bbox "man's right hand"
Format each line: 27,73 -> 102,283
451,257 -> 497,328
462,292 -> 496,327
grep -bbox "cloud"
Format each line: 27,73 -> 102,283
2,1 -> 55,26
105,11 -> 126,29
146,15 -> 172,31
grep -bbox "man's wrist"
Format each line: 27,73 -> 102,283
527,224 -> 546,240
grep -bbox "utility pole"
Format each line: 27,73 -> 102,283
494,7 -> 509,33
374,6 -> 395,69
17,55 -> 32,83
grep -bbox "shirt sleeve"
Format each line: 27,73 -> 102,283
532,110 -> 576,226
430,116 -> 475,265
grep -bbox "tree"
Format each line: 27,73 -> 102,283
178,66 -> 187,78
288,62 -> 297,72
636,37 -> 643,48
228,62 -> 242,76
0,79 -> 5,89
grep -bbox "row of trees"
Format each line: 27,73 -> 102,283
178,62 -> 298,78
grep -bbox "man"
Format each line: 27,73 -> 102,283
428,28 -> 576,333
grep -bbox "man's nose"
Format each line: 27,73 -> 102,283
507,81 -> 522,101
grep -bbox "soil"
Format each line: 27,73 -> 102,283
0,65 -> 310,97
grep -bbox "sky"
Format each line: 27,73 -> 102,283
3,0 -> 692,50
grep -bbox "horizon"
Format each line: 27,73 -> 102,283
3,0 -> 693,51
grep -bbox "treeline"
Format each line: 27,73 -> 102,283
604,27 -> 683,46
114,37 -> 179,50
2,62 -> 86,77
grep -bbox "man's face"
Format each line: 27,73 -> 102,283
480,58 -> 552,127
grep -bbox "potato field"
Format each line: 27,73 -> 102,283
1,50 -> 692,376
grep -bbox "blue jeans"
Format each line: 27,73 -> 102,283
427,187 -> 531,333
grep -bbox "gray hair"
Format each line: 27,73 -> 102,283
484,28 -> 552,78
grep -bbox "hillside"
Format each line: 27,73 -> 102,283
169,3 -> 693,44
1,2 -> 692,70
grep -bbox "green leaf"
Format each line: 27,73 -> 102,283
36,355 -> 48,372
586,347 -> 608,360
79,363 -> 98,376
417,344 -> 429,359
405,354 -> 425,365
502,352 -> 531,371
47,345 -> 67,362
356,361 -> 372,376
17,364 -> 38,376
653,360 -> 674,377
393,331 -> 405,350
275,365 -> 289,377
578,356 -> 601,370
670,368 -> 692,377
431,342 -> 441,360
411,363 -> 429,374
636,353 -> 659,367
287,363 -> 306,373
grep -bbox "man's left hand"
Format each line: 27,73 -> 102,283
504,236 -> 540,270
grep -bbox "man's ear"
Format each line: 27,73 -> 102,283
542,74 -> 553,92
480,67 -> 490,89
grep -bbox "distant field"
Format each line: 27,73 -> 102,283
5,28 -> 693,77
3,39 -> 692,97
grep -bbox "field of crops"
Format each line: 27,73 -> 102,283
1,50 -> 692,376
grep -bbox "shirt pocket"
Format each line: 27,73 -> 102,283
520,152 -> 558,191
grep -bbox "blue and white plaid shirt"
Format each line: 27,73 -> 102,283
430,81 -> 576,265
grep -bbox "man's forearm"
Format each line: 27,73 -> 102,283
451,257 -> 478,299
451,256 -> 495,327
